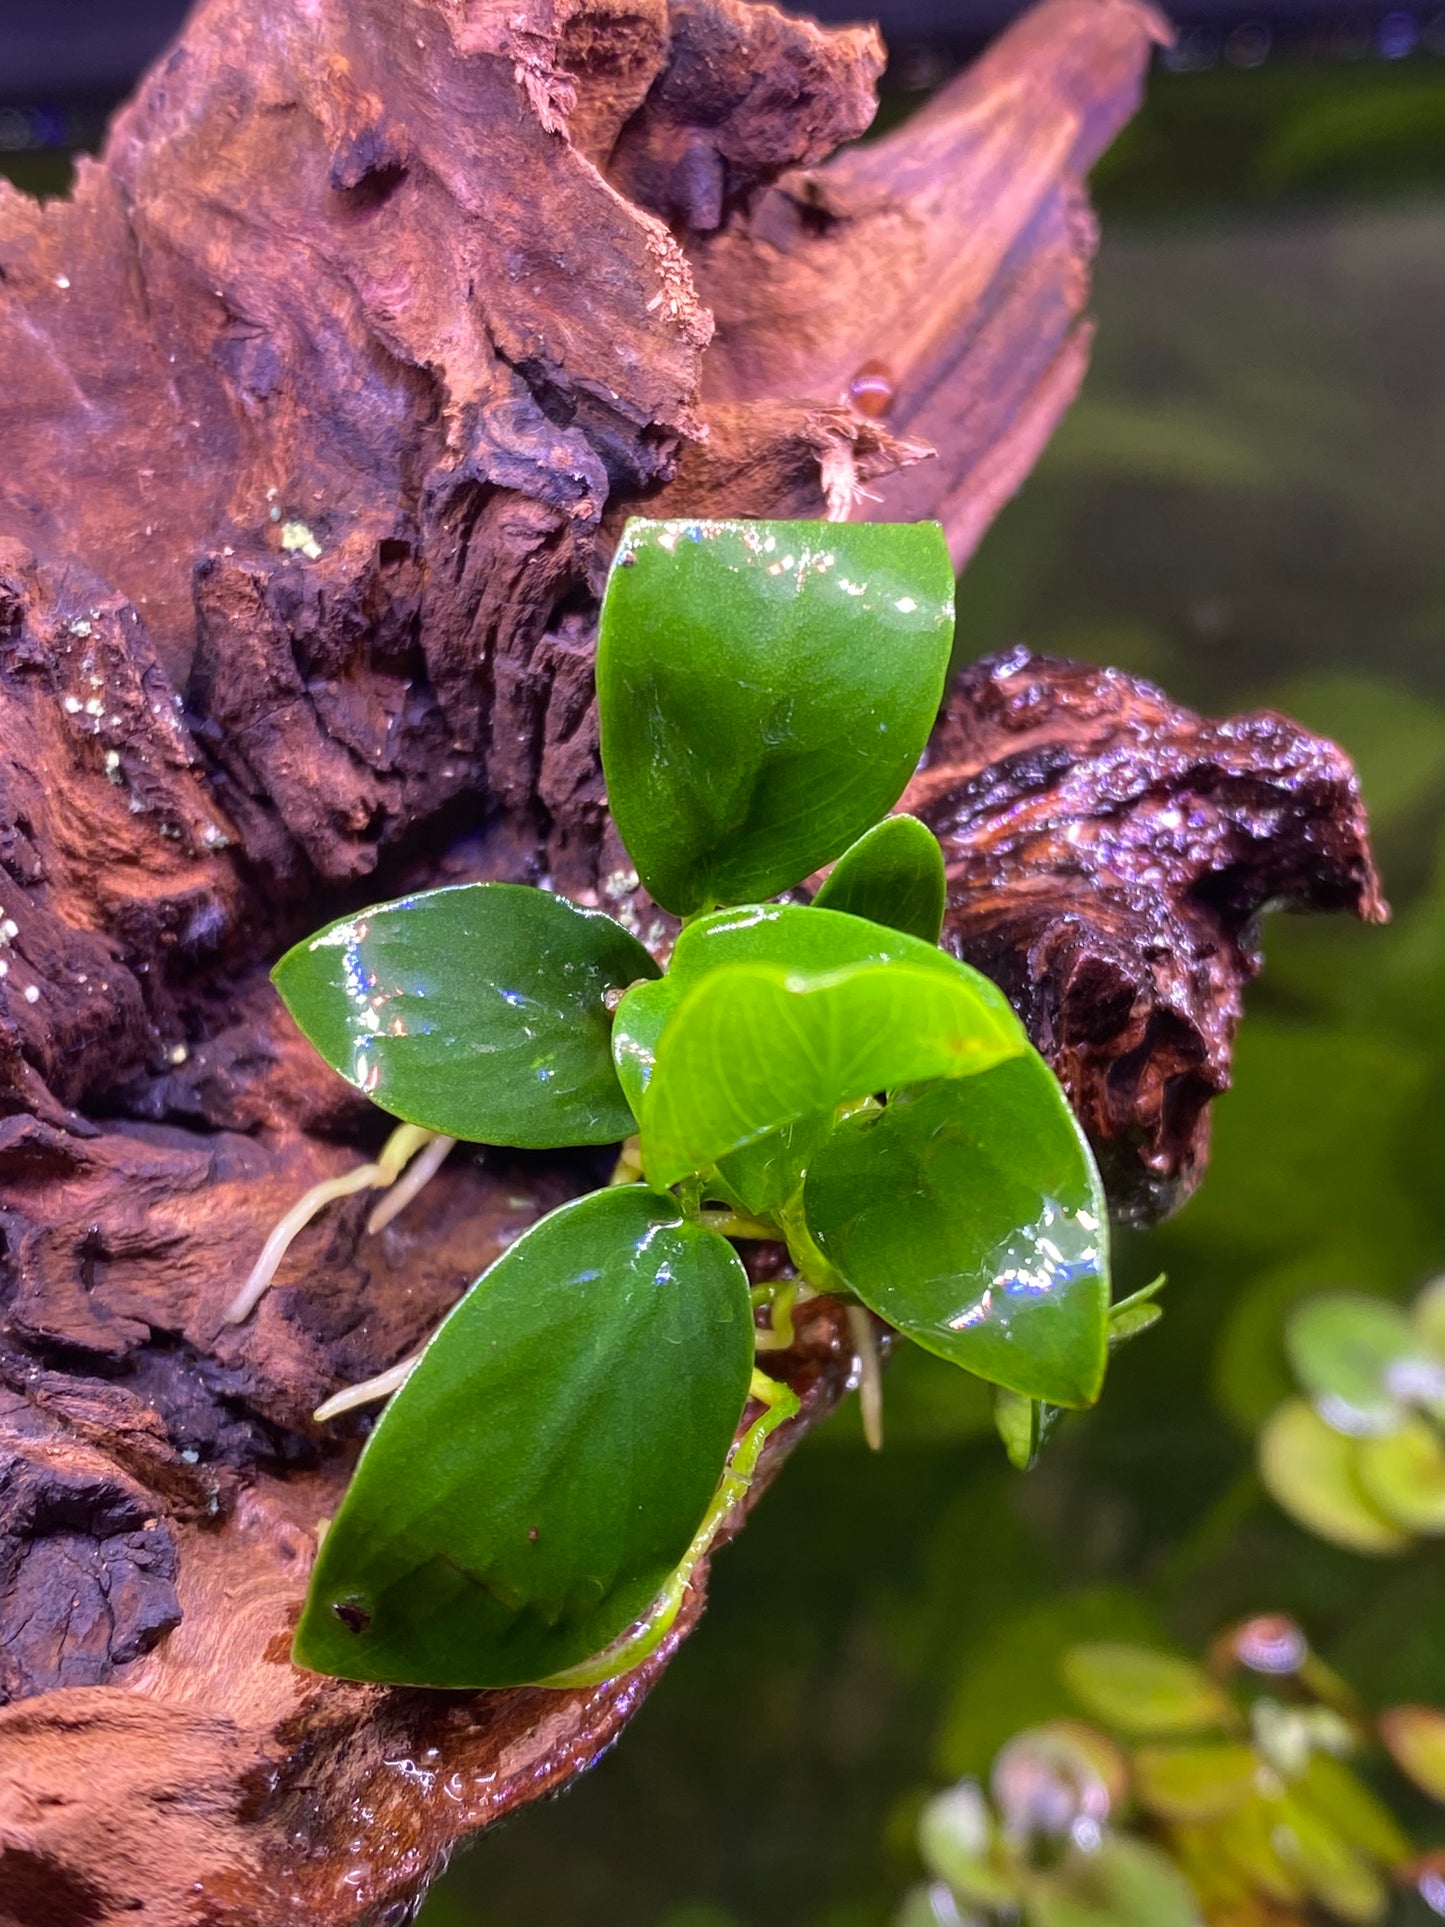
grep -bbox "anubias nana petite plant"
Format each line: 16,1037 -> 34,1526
230,518 -> 1142,1693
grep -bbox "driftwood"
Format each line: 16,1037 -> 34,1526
0,0 -> 1383,1920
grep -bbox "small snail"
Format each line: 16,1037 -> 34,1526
845,358 -> 896,420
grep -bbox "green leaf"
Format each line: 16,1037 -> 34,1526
1257,1399 -> 1411,1555
612,902 -> 985,1114
1285,1293 -> 1441,1436
706,1113 -> 836,1221
994,1387 -> 1044,1471
273,883 -> 660,1147
1356,1415 -> 1445,1534
812,815 -> 947,943
1132,1744 -> 1258,1822
1273,1794 -> 1389,1924
1297,1752 -> 1411,1865
917,1783 -> 1019,1909
804,1060 -> 1110,1408
1379,1705 -> 1445,1803
596,518 -> 955,914
1026,1838 -> 1204,1927
643,957 -> 1025,1190
1060,1643 -> 1233,1737
1107,1276 -> 1167,1348
293,1186 -> 752,1687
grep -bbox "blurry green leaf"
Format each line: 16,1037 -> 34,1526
1379,1706 -> 1445,1803
813,815 -> 947,944
1025,1837 -> 1203,1927
1297,1751 -> 1411,1867
1132,1743 -> 1259,1822
273,883 -> 659,1147
896,1883 -> 982,1927
643,958 -> 1024,1189
1213,1252 -> 1382,1437
294,1186 -> 752,1687
1258,1399 -> 1412,1556
1214,1796 -> 1308,1907
1060,1644 -> 1233,1737
596,519 -> 954,915
936,1591 -> 1163,1781
806,1062 -> 1110,1407
917,1783 -> 1018,1908
1413,1275 -> 1445,1360
1286,1293 -> 1434,1436
1273,1793 -> 1388,1924
1356,1417 -> 1445,1535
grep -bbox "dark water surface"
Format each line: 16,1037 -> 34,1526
423,57 -> 1445,1927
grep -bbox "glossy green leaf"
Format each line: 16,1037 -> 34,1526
1356,1415 -> 1445,1534
1379,1705 -> 1445,1803
1285,1293 -> 1438,1436
1132,1744 -> 1258,1822
596,518 -> 955,914
1258,1399 -> 1410,1555
804,1060 -> 1110,1408
812,815 -> 947,943
1060,1643 -> 1233,1737
293,1186 -> 752,1688
706,1113 -> 836,1221
1026,1838 -> 1203,1927
612,902 -> 990,1112
273,883 -> 659,1147
643,957 -> 1025,1190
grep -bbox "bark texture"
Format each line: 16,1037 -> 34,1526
0,0 -> 1380,1920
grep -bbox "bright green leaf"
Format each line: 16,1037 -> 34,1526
804,1061 -> 1110,1408
1258,1399 -> 1411,1555
1285,1293 -> 1438,1435
643,958 -> 1025,1190
1297,1752 -> 1411,1866
1379,1705 -> 1445,1803
612,902 -> 989,1112
1060,1643 -> 1233,1737
293,1186 -> 752,1688
812,815 -> 947,943
1273,1794 -> 1389,1924
1132,1744 -> 1258,1822
1356,1415 -> 1445,1534
273,883 -> 659,1147
994,1387 -> 1044,1472
1107,1276 -> 1167,1348
597,518 -> 955,914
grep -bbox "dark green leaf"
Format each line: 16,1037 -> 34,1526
804,1058 -> 1110,1408
643,957 -> 1026,1190
274,883 -> 659,1147
812,815 -> 947,943
596,519 -> 955,914
293,1186 -> 752,1687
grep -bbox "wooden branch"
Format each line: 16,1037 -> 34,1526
0,1 -> 1300,1920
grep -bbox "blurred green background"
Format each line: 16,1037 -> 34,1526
418,50 -> 1445,1927
7,29 -> 1445,1927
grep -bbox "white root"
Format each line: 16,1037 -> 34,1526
313,1350 -> 424,1423
366,1133 -> 457,1234
224,1122 -> 443,1326
846,1303 -> 884,1452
